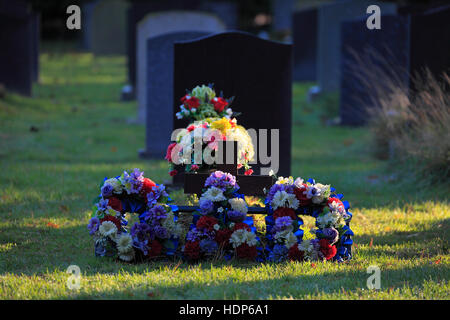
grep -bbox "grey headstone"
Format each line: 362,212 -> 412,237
173,31 -> 292,181
140,31 -> 210,159
272,0 -> 295,32
317,0 -> 397,92
126,0 -> 236,89
91,0 -> 128,55
292,7 -> 317,81
136,11 -> 226,123
0,0 -> 37,96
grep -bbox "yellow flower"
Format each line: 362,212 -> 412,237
210,117 -> 232,135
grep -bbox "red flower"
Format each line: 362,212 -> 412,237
328,197 -> 345,211
233,222 -> 251,232
210,97 -> 228,113
100,215 -> 121,230
236,243 -> 257,259
184,241 -> 201,260
182,95 -> 200,110
165,143 -> 177,162
244,169 -> 253,176
288,244 -> 305,261
273,207 -> 296,220
147,239 -> 162,257
187,124 -> 196,132
139,178 -> 156,197
215,229 -> 232,247
196,216 -> 218,231
191,164 -> 199,171
294,184 -> 311,206
107,197 -> 123,213
319,239 -> 337,260
169,169 -> 178,177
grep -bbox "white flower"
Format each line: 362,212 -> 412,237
119,249 -> 135,262
269,169 -> 275,177
213,224 -> 220,231
116,233 -> 133,253
104,178 -> 123,194
293,177 -> 304,188
225,108 -> 233,118
276,176 -> 294,185
217,207 -> 224,213
286,193 -> 299,210
229,229 -> 257,248
228,198 -> 248,214
285,232 -> 298,249
98,221 -> 117,238
317,211 -> 345,229
191,108 -> 197,113
271,190 -> 288,210
229,222 -> 235,229
201,186 -> 227,202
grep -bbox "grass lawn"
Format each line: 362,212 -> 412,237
0,50 -> 449,300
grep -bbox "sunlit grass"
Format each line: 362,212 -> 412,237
0,51 -> 448,299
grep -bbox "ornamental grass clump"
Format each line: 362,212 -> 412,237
347,48 -> 450,181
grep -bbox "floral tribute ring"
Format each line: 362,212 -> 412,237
87,169 -> 182,262
182,171 -> 263,261
264,176 -> 354,263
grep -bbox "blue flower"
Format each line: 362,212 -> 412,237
199,239 -> 218,255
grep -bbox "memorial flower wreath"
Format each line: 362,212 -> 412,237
87,169 -> 182,262
264,175 -> 354,262
183,171 -> 262,261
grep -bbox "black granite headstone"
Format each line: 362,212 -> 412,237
173,32 -> 292,180
292,8 -> 317,81
340,15 -> 409,126
0,0 -> 36,96
140,31 -> 210,159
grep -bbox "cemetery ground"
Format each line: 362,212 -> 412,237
0,51 -> 449,300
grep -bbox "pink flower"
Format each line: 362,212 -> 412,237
165,143 -> 177,162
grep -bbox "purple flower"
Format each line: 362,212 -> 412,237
144,205 -> 167,222
199,239 -> 218,254
227,210 -> 246,223
131,222 -> 153,241
186,227 -> 215,242
96,198 -> 109,211
154,225 -> 168,239
270,244 -> 288,262
204,171 -> 239,191
266,183 -> 294,203
87,217 -> 100,235
199,199 -> 214,215
123,168 -> 145,194
273,216 -> 293,232
147,185 -> 169,205
101,184 -> 114,198
322,227 -> 339,244
133,238 -> 149,255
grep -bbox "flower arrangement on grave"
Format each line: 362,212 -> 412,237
182,171 -> 262,261
264,175 -> 354,262
165,116 -> 255,176
175,84 -> 235,121
87,169 -> 182,262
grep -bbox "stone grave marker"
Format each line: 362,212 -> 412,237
292,7 -> 318,81
139,31 -> 210,159
136,11 -> 225,123
172,31 -> 292,183
0,0 -> 38,96
91,0 -> 128,55
317,0 -> 397,93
